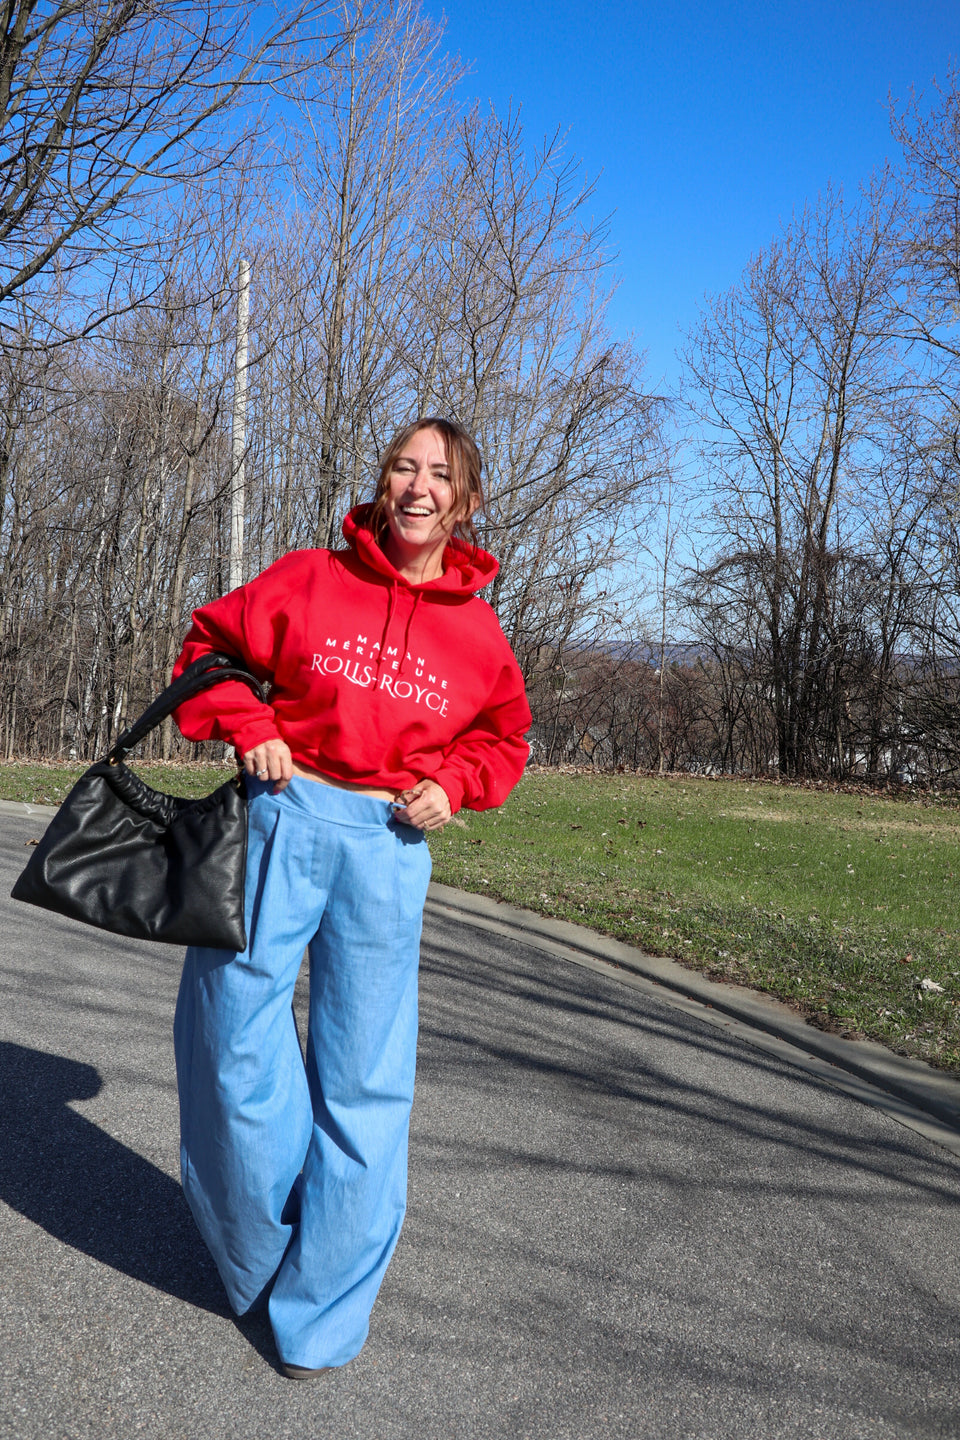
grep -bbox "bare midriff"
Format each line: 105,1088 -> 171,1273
290,760 -> 396,802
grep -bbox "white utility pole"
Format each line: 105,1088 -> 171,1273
229,256 -> 250,592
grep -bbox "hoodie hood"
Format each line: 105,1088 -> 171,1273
343,503 -> 499,596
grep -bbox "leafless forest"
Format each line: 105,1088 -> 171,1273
2,1 -> 959,781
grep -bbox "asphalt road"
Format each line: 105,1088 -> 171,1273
1,809 -> 959,1440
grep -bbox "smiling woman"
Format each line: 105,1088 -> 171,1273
166,413 -> 530,1380
368,417 -> 484,583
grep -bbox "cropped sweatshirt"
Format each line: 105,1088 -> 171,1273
172,505 -> 531,813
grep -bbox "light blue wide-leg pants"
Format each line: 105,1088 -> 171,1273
173,777 -> 431,1369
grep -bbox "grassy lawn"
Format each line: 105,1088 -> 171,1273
430,771 -> 960,1073
3,761 -> 959,1072
0,760 -> 236,805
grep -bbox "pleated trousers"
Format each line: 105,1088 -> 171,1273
173,775 -> 431,1369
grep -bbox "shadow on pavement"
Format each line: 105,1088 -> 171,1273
0,1038 -> 229,1315
418,936 -> 960,1202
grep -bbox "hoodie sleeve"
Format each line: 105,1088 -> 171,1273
430,656 -> 531,812
171,563 -> 292,756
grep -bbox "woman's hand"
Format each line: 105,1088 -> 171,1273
242,738 -> 294,793
392,779 -> 452,831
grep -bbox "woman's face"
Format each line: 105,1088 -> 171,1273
383,427 -> 457,567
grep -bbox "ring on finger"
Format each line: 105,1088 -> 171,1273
256,768 -> 268,777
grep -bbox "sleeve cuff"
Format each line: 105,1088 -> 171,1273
431,767 -> 465,813
231,719 -> 284,757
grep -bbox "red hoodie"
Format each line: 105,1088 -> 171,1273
172,505 -> 531,812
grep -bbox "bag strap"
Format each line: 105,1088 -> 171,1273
106,653 -> 268,764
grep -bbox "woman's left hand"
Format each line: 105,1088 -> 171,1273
392,779 -> 452,831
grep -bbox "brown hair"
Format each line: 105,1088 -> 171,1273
369,416 -> 485,548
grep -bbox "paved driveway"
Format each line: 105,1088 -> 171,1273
1,811 -> 958,1440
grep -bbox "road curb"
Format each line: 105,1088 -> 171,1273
0,799 -> 58,818
426,881 -> 960,1136
4,802 -> 957,1137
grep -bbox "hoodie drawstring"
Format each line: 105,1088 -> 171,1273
397,591 -> 423,677
375,580 -> 422,677
377,579 -> 398,674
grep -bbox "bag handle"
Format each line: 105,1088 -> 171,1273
106,653 -> 268,764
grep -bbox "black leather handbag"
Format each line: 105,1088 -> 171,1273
11,653 -> 267,950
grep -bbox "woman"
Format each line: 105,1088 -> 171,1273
171,417 -> 530,1378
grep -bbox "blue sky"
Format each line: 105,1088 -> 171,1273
424,0 -> 959,392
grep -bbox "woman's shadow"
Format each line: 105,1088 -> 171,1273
0,1037 -> 272,1356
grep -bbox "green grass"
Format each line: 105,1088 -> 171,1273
0,759 -> 236,805
429,771 -> 960,1073
4,761 -> 959,1071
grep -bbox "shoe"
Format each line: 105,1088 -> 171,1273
280,1361 -> 333,1381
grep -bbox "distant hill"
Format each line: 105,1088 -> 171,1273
603,640 -> 712,666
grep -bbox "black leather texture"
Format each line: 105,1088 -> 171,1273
11,654 -> 267,950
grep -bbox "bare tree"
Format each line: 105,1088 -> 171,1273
893,68 -> 960,364
682,183 -> 907,777
409,105 -> 664,676
0,0 -> 347,338
895,71 -> 960,657
263,0 -> 462,550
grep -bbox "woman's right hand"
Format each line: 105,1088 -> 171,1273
242,738 -> 294,793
